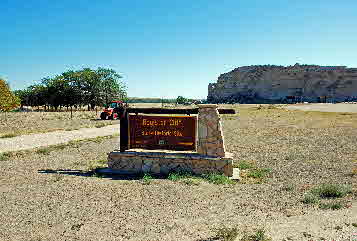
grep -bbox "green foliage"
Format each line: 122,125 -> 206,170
202,173 -> 235,185
176,96 -> 188,104
247,168 -> 271,179
142,173 -> 153,184
311,184 -> 352,198
176,96 -> 196,105
168,171 -> 201,185
0,152 -> 11,161
302,193 -> 319,204
0,78 -> 20,113
235,160 -> 255,170
302,184 -> 352,209
0,133 -> 17,138
14,67 -> 126,110
167,171 -> 234,185
168,171 -> 191,181
36,147 -> 52,155
242,229 -> 271,241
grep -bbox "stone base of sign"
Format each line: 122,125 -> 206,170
107,149 -> 233,176
197,104 -> 226,157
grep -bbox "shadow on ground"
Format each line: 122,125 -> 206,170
38,169 -> 165,180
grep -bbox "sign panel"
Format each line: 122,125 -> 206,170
129,115 -> 196,151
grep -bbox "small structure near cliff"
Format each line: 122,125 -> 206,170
208,63 -> 357,103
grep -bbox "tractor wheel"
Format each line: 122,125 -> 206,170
108,114 -> 113,120
112,113 -> 118,120
100,112 -> 107,120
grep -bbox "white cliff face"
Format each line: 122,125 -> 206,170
208,64 -> 357,103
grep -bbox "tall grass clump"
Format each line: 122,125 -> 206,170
311,184 -> 352,198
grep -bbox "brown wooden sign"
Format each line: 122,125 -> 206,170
129,115 -> 196,151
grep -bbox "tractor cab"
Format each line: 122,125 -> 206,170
100,101 -> 125,120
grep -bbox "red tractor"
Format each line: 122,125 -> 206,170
100,101 -> 127,120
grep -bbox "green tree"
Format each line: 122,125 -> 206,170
0,78 -> 20,119
97,67 -> 126,106
176,96 -> 188,105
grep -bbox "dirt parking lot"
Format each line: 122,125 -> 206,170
0,105 -> 356,240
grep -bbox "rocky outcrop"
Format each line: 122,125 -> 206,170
208,63 -> 357,103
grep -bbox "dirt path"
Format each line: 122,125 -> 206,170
285,103 -> 357,113
0,124 -> 120,153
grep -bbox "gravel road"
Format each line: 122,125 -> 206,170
0,124 -> 120,153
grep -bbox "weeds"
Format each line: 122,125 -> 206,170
302,193 -> 319,204
302,184 -> 352,209
142,173 -> 153,184
234,160 -> 255,170
212,227 -> 239,241
167,171 -> 201,185
0,133 -> 17,138
241,229 -> 271,241
247,168 -> 271,179
318,202 -> 343,210
202,173 -> 235,185
0,152 -> 11,161
36,147 -> 52,155
168,171 -> 192,181
167,171 -> 234,185
311,184 -> 352,198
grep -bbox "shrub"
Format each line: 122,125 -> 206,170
311,184 -> 352,198
302,193 -> 319,204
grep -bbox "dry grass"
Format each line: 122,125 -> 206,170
0,104 -> 356,240
0,110 -> 118,136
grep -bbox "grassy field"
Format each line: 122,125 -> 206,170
0,103 -> 187,137
0,104 -> 356,240
0,110 -> 119,137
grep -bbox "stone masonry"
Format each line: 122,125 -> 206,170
197,104 -> 226,157
107,105 -> 234,176
108,150 -> 233,176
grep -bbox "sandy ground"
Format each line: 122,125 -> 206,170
0,124 -> 119,153
285,103 -> 357,113
0,105 -> 356,240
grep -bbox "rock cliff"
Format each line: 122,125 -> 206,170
208,64 -> 357,103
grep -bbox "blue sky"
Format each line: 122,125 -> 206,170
1,0 -> 356,99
